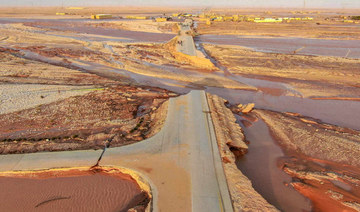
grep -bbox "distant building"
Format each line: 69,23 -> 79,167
155,17 -> 167,22
91,14 -> 113,20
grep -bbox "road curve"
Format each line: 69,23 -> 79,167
0,90 -> 233,212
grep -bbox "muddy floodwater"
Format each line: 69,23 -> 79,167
1,15 -> 360,211
0,168 -> 149,212
236,116 -> 312,212
196,35 -> 360,58
0,18 -> 175,43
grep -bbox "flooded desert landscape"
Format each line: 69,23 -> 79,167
0,3 -> 360,212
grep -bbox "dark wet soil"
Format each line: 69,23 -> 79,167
0,86 -> 171,154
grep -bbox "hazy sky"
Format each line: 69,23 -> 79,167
0,0 -> 359,8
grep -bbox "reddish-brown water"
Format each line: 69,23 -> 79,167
235,115 -> 312,211
0,168 -> 149,212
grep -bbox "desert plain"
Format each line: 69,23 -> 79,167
0,6 -> 360,212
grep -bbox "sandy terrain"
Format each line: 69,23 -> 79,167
0,22 -> 253,90
254,109 -> 360,211
0,20 -> 178,154
196,8 -> 360,40
0,166 -> 150,211
0,51 -> 114,85
0,86 -> 171,154
1,6 -> 360,211
207,93 -> 278,211
0,84 -> 97,114
199,14 -> 360,210
0,13 -> 251,157
197,21 -> 360,40
203,44 -> 360,98
86,20 -> 178,34
256,110 -> 360,167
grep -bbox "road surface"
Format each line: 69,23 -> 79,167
176,22 -> 197,56
0,90 -> 234,212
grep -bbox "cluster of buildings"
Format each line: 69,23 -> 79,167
124,13 -> 195,22
54,10 -> 359,24
88,12 -> 195,22
197,14 -> 314,24
125,16 -> 171,22
338,16 -> 360,24
91,14 -> 113,19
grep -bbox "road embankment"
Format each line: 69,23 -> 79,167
206,93 -> 278,212
165,36 -> 216,70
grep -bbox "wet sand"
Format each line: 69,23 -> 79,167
253,109 -> 360,211
1,8 -> 360,211
234,108 -> 360,211
0,86 -> 171,154
283,155 -> 360,212
0,167 -> 150,212
206,87 -> 360,130
21,20 -> 175,43
235,114 -> 312,212
206,93 -> 279,211
196,35 -> 360,58
197,19 -> 360,41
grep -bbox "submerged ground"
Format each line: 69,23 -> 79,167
0,7 -> 360,211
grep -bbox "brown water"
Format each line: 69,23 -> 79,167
2,17 -> 359,212
23,20 -> 175,43
235,115 -> 312,212
196,35 -> 360,58
0,18 -> 175,43
0,169 -> 148,212
199,41 -> 360,211
206,87 -> 360,130
10,45 -> 360,130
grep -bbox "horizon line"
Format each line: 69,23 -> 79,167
0,5 -> 359,9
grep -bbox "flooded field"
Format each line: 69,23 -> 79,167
196,35 -> 360,58
0,18 -> 175,43
0,167 -> 150,211
207,87 -> 360,130
1,7 -> 360,211
235,115 -> 312,212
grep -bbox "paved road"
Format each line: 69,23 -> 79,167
0,90 -> 233,212
176,22 -> 197,56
